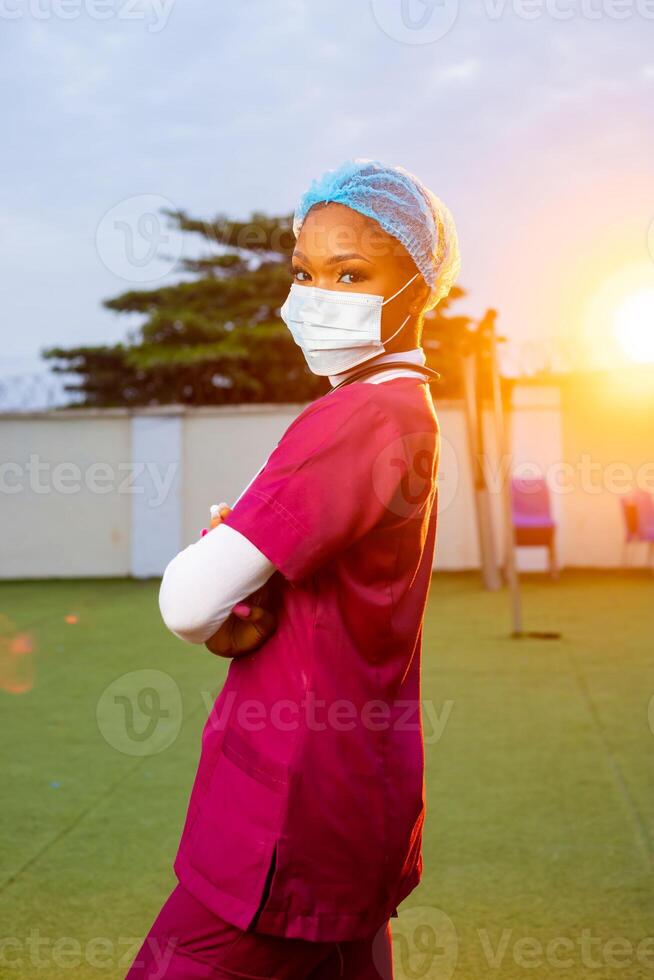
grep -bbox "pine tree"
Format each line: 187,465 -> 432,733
44,210 -> 473,406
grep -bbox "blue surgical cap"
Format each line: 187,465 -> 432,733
293,159 -> 460,311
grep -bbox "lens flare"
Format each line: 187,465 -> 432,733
0,616 -> 35,694
612,289 -> 654,364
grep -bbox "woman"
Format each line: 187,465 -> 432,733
127,159 -> 460,980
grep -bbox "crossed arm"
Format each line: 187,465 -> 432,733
158,506 -> 278,657
159,395 -> 395,656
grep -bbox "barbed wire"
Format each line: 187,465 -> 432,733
499,336 -> 587,377
0,340 -> 592,413
0,373 -> 81,412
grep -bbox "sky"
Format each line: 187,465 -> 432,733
1,0 -> 653,397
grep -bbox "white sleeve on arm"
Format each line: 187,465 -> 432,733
158,523 -> 276,645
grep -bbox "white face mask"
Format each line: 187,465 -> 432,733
280,271 -> 420,376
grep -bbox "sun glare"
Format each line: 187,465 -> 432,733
612,289 -> 654,364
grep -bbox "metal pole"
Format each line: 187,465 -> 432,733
487,315 -> 523,635
461,349 -> 501,591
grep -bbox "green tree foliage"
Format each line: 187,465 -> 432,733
44,211 -> 473,406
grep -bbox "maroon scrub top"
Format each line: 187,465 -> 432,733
174,377 -> 440,943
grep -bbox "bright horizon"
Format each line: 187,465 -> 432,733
1,1 -> 653,388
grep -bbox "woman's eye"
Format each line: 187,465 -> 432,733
292,268 -> 310,282
338,270 -> 363,285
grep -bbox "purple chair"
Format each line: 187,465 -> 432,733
620,491 -> 654,569
510,477 -> 558,579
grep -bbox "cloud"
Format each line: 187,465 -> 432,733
435,58 -> 482,83
1,0 -> 653,372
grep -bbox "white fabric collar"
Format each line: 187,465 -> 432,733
328,348 -> 426,388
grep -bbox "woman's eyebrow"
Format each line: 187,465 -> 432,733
291,250 -> 373,266
325,252 -> 373,266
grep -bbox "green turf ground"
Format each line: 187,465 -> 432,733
1,572 -> 653,979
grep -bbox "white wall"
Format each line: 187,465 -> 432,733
130,414 -> 183,578
1,377 -> 651,578
182,407 -> 299,547
509,385 -> 563,572
434,404 -> 502,571
557,368 -> 654,568
0,412 -> 131,578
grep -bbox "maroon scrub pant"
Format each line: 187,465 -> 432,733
125,884 -> 393,980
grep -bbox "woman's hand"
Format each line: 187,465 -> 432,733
202,502 -> 279,658
205,595 -> 278,658
200,502 -> 231,537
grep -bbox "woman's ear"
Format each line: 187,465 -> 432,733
408,280 -> 430,316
